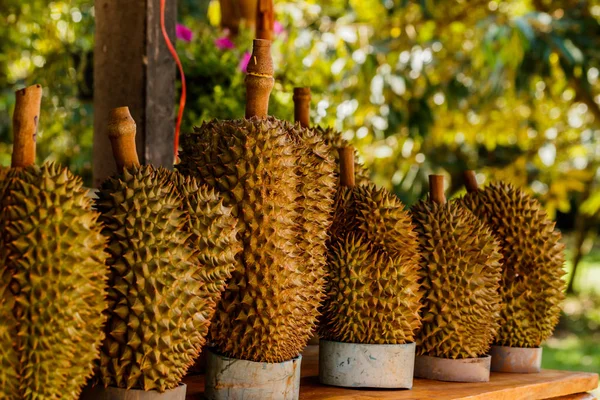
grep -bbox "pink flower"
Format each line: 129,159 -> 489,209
214,36 -> 235,50
239,52 -> 252,72
274,21 -> 286,35
176,24 -> 193,42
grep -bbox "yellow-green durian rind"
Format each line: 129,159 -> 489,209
411,199 -> 502,359
459,182 -> 565,348
320,233 -> 422,344
0,163 -> 108,400
178,116 -> 334,363
96,166 -> 238,392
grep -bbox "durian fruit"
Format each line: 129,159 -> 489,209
293,87 -> 370,186
459,171 -> 565,348
177,39 -> 336,363
95,107 -> 239,392
411,175 -> 502,359
319,148 -> 422,344
0,84 -> 108,399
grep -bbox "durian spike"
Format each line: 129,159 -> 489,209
255,0 -> 274,41
107,106 -> 140,170
245,39 -> 274,118
339,147 -> 355,188
463,170 -> 479,193
429,174 -> 446,204
11,84 -> 42,168
293,87 -> 311,128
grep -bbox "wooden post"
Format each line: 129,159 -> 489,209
339,147 -> 355,189
220,0 -> 257,35
12,84 -> 42,168
429,175 -> 446,204
256,0 -> 274,40
93,0 -> 176,187
293,87 -> 311,128
463,170 -> 479,193
245,39 -> 274,118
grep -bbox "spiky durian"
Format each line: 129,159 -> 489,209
177,40 -> 335,363
314,126 -> 370,185
95,108 -> 239,392
459,180 -> 565,348
411,176 -> 502,359
0,163 -> 108,400
320,232 -> 421,344
0,84 -> 108,400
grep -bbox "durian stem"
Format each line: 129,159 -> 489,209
429,175 -> 446,204
11,84 -> 42,168
339,147 -> 355,188
255,0 -> 274,40
463,170 -> 479,193
293,87 -> 311,128
107,107 -> 140,170
245,39 -> 274,118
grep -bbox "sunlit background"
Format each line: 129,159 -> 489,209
1,0 -> 599,383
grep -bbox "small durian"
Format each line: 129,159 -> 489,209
459,171 -> 565,348
0,85 -> 108,399
94,108 -> 239,392
293,87 -> 370,186
319,148 -> 422,344
411,175 -> 502,359
177,40 -> 335,363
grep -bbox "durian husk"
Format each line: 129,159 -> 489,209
411,199 -> 502,359
95,165 -> 239,392
321,183 -> 422,344
315,126 -> 370,185
459,182 -> 565,348
0,163 -> 108,399
178,116 -> 334,363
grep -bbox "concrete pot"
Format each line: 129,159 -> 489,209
205,348 -> 301,400
80,384 -> 186,399
414,354 -> 491,382
490,345 -> 542,373
319,340 -> 415,389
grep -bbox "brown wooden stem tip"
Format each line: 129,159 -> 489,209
245,39 -> 275,119
463,170 -> 479,193
339,147 -> 355,189
429,175 -> 446,205
293,87 -> 311,128
256,0 -> 274,41
107,107 -> 140,171
12,84 -> 42,168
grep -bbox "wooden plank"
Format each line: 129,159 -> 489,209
183,346 -> 599,400
93,0 -> 176,187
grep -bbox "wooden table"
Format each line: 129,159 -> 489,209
183,346 -> 599,399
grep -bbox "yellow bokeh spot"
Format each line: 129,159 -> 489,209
391,27 -> 401,38
208,0 -> 221,28
549,52 -> 559,65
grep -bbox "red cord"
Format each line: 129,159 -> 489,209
160,0 -> 186,158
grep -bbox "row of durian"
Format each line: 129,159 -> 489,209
0,39 -> 565,398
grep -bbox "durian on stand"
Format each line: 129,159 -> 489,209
178,39 -> 335,400
81,107 -> 239,400
317,147 -> 422,389
0,85 -> 108,399
410,175 -> 503,383
460,170 -> 565,373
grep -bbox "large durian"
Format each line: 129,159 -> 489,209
0,84 -> 108,399
459,171 -> 565,348
411,175 -> 502,359
293,87 -> 370,186
177,39 -> 336,363
94,108 -> 239,392
319,149 -> 422,344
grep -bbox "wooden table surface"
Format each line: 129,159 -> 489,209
183,345 -> 599,400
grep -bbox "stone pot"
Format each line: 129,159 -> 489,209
204,348 -> 301,400
80,384 -> 186,399
490,345 -> 542,373
414,354 -> 491,382
319,339 -> 415,388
